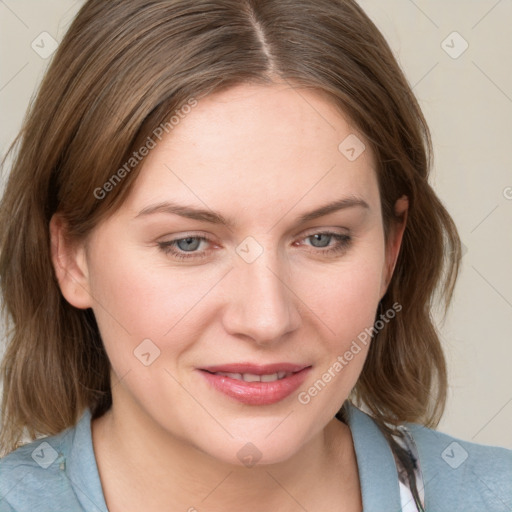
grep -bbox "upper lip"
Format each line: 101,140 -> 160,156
200,363 -> 310,375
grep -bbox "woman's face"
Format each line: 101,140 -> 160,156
55,83 -> 404,465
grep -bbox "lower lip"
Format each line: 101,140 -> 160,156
199,367 -> 311,405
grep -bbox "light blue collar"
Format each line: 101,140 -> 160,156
67,408 -> 108,512
344,402 -> 402,510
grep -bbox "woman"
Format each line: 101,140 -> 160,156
0,1 -> 510,511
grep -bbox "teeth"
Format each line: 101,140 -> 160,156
216,372 -> 242,380
214,371 -> 291,382
243,373 -> 263,382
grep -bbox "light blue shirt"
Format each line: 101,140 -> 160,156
1,402 -> 511,511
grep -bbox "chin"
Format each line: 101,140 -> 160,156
191,418 -> 315,468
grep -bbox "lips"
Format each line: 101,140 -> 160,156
198,363 -> 311,405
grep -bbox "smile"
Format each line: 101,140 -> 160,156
198,363 -> 312,405
210,371 -> 291,382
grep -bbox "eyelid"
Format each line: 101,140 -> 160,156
300,226 -> 350,237
157,230 -> 216,243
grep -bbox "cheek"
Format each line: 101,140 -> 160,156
294,252 -> 385,343
85,241 -> 227,370
312,268 -> 380,361
291,241 -> 385,392
292,259 -> 384,419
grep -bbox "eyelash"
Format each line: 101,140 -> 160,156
157,232 -> 352,261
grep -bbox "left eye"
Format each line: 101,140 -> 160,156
306,233 -> 337,248
301,232 -> 352,256
158,236 -> 210,260
173,237 -> 204,252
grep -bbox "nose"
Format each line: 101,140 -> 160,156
221,249 -> 301,346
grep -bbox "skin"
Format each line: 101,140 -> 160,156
50,83 -> 408,511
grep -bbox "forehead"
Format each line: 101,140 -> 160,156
119,83 -> 379,224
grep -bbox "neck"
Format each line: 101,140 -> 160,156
91,398 -> 360,512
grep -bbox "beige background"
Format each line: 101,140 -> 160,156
0,1 -> 511,449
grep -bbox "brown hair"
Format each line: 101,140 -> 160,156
1,0 -> 460,485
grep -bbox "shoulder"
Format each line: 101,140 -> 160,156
343,402 -> 512,510
0,416 -> 87,511
405,421 -> 512,511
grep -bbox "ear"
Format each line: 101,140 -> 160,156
49,213 -> 94,309
380,195 -> 408,299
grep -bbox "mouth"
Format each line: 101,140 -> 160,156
206,370 -> 292,382
197,363 -> 312,405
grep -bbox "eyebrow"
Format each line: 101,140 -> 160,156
134,196 -> 370,228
